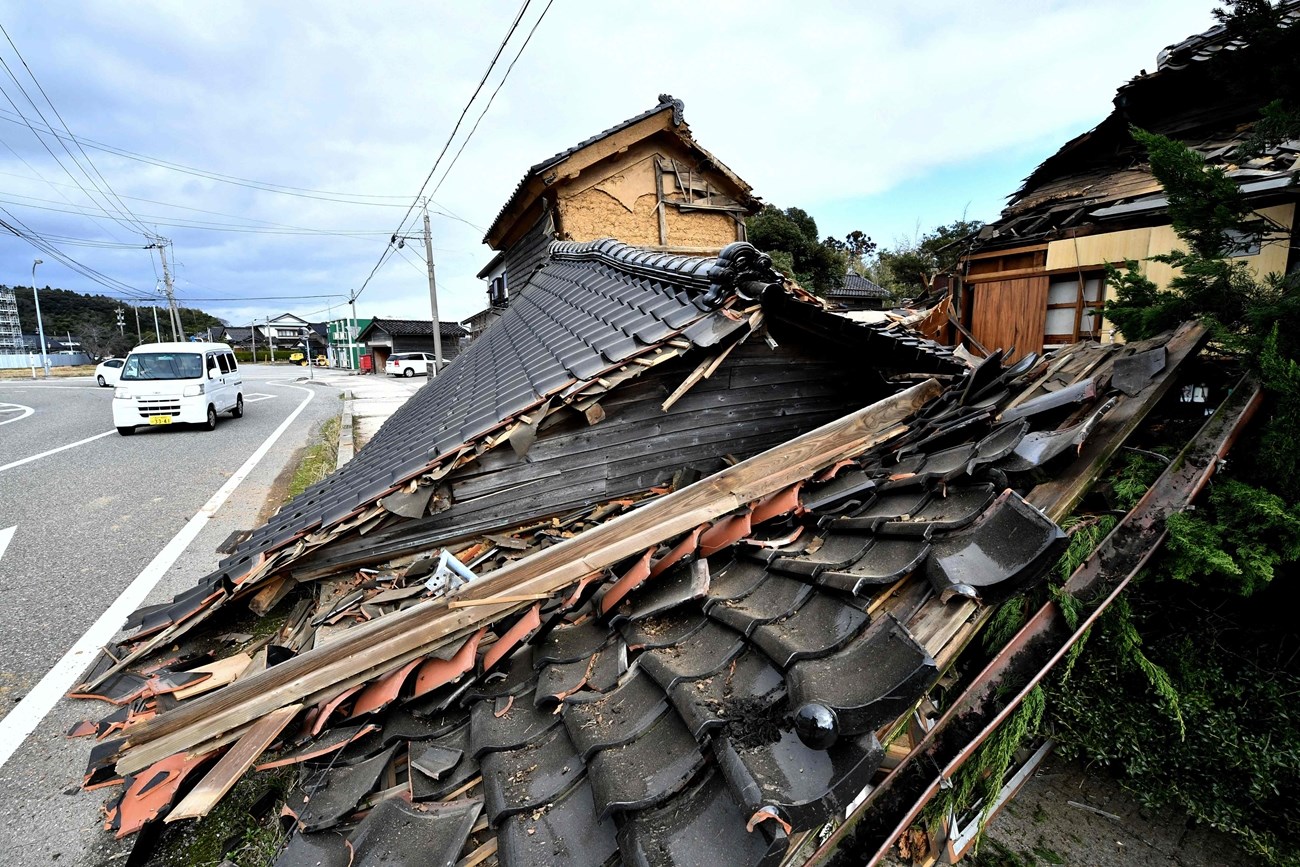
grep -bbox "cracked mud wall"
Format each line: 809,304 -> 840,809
561,187 -> 662,246
665,207 -> 738,248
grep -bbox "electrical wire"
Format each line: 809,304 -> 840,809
0,24 -> 153,237
0,108 -> 410,202
351,0 -> 538,304
389,0 -> 533,240
0,192 -> 397,237
429,0 -> 556,199
0,208 -> 152,299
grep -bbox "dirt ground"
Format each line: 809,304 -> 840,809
967,756 -> 1244,867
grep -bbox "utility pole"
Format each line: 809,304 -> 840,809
423,202 -> 444,372
115,307 -> 125,336
133,305 -> 141,342
31,258 -> 49,377
350,297 -> 359,372
268,317 -> 275,362
152,306 -> 161,341
147,238 -> 182,341
251,320 -> 257,364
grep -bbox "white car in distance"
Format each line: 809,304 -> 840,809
94,358 -> 124,387
386,352 -> 437,378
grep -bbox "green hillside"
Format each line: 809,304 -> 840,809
7,285 -> 225,357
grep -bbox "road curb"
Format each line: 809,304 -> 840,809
336,389 -> 355,469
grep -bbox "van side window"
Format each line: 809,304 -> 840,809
217,353 -> 232,374
225,352 -> 238,372
207,353 -> 220,376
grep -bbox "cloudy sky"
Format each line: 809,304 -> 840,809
0,1 -> 1216,330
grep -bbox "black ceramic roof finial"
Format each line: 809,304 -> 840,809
793,702 -> 839,750
658,93 -> 685,125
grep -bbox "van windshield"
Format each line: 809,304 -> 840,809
120,352 -> 203,381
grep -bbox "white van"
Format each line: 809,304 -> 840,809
112,342 -> 244,435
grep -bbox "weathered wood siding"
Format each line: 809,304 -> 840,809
968,276 -> 1049,361
502,209 -> 556,295
297,340 -> 879,573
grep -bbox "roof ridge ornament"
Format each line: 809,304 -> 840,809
657,93 -> 685,126
548,239 -> 784,310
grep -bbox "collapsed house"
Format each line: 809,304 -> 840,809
64,87 -> 1266,866
957,5 -> 1300,360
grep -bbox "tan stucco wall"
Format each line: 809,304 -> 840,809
554,137 -> 747,249
665,207 -> 737,248
1042,202 -> 1295,342
560,189 -> 662,246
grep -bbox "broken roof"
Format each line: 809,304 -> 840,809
121,241 -> 959,629
976,9 -> 1300,249
76,320 -> 1225,867
484,95 -> 761,249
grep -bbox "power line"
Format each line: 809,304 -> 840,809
0,107 -> 417,207
0,192 -> 399,237
0,24 -> 153,238
352,0 -> 539,303
0,208 -> 153,299
430,0 -> 557,199
390,0 -> 534,240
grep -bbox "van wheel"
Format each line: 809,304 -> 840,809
403,367 -> 414,377
204,405 -> 218,431
117,426 -> 135,436
231,395 -> 244,418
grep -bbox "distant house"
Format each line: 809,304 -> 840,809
459,307 -> 502,345
219,326 -> 254,348
477,94 -> 762,312
358,317 -> 470,372
826,272 -> 892,312
958,10 -> 1300,360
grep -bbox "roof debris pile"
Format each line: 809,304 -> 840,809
60,233 -> 1231,864
66,324 -> 1223,866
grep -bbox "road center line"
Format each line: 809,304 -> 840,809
0,430 -> 115,473
0,383 -> 316,770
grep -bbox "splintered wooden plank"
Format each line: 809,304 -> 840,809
172,653 -> 253,701
165,703 -> 301,823
114,380 -> 941,775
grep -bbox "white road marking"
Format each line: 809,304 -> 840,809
0,403 -> 34,426
0,430 -> 115,473
0,525 -> 15,561
0,383 -> 315,770
243,393 -> 276,403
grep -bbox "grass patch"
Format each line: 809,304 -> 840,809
284,414 -> 341,503
147,767 -> 295,866
0,363 -> 96,379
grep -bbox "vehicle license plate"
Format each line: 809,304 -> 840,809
149,415 -> 172,425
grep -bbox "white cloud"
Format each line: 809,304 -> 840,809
0,0 -> 1215,324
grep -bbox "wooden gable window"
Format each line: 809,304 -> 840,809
1044,272 -> 1104,347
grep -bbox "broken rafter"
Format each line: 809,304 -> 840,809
112,379 -> 941,776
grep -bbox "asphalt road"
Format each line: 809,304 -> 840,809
0,363 -> 341,866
